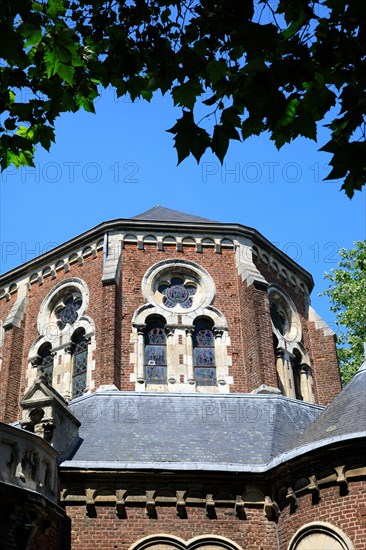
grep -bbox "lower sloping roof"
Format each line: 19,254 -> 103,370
60,391 -> 323,472
288,361 -> 366,453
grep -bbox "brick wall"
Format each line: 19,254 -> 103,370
120,244 -> 243,391
278,481 -> 366,550
0,498 -> 68,550
0,237 -> 341,423
307,322 -> 341,406
64,504 -> 278,550
62,476 -> 366,550
253,257 -> 342,404
236,280 -> 277,392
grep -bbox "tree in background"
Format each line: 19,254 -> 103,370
323,241 -> 366,384
1,0 -> 366,196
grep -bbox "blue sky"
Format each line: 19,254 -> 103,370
0,87 -> 365,329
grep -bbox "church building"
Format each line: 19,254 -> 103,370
0,206 -> 365,549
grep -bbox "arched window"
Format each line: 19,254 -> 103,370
193,318 -> 216,386
145,317 -> 167,384
288,522 -> 355,550
38,342 -> 54,385
72,329 -> 88,398
128,534 -> 244,550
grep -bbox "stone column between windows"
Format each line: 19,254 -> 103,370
63,343 -> 75,400
84,336 -> 92,392
166,327 -> 175,383
185,328 -> 194,384
301,363 -> 313,403
276,348 -> 295,398
214,328 -> 225,385
136,326 -> 145,384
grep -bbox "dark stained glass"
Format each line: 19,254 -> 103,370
147,327 -> 166,345
145,345 -> 167,366
145,320 -> 167,384
146,365 -> 167,384
194,347 -> 215,366
72,335 -> 88,398
270,303 -> 288,336
56,295 -> 82,329
193,319 -> 216,386
39,344 -> 54,385
158,277 -> 196,309
196,329 -> 215,347
194,367 -> 216,385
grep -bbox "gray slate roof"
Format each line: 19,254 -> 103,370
288,360 -> 366,452
132,205 -> 215,223
61,392 -> 324,472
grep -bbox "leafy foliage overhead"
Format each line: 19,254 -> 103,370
322,241 -> 366,384
1,0 -> 366,196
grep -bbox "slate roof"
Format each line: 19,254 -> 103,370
132,205 -> 215,223
288,360 -> 366,452
61,392 -> 324,472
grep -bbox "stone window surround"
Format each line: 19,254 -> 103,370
132,260 -> 231,393
288,521 -> 355,550
268,285 -> 302,344
28,278 -> 96,400
132,309 -> 229,392
142,259 -> 216,314
268,285 -> 314,403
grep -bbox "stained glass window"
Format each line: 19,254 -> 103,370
55,295 -> 82,330
270,303 -> 287,335
72,332 -> 88,398
158,277 -> 196,309
39,343 -> 54,385
193,319 -> 216,386
145,319 -> 167,384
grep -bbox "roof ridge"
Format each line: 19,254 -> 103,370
131,205 -> 216,223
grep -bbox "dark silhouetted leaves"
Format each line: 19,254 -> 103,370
0,0 -> 365,196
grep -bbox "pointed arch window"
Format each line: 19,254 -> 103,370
38,342 -> 54,385
193,318 -> 216,386
145,317 -> 167,384
72,329 -> 88,398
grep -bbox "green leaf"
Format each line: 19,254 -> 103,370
44,47 -> 57,78
172,80 -> 203,110
281,10 -> 310,39
37,125 -> 56,151
47,0 -> 66,18
167,110 -> 210,164
206,60 -> 227,85
212,125 -> 230,163
242,117 -> 265,139
190,127 -> 210,162
19,23 -> 43,47
76,94 -> 95,113
32,2 -> 44,12
56,63 -> 75,84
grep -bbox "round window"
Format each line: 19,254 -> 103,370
268,287 -> 301,342
142,260 -> 215,313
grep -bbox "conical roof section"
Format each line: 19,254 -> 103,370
290,361 -> 366,451
132,205 -> 216,223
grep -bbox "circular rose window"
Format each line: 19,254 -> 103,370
142,260 -> 215,313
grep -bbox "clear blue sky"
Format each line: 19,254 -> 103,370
0,87 -> 365,330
